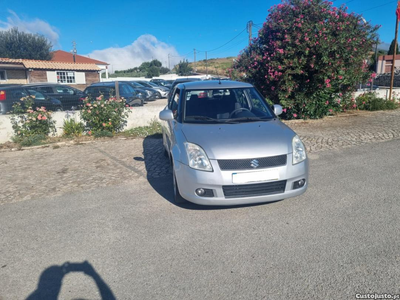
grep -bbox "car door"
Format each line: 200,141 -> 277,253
25,88 -> 56,110
54,85 -> 80,109
9,88 -> 29,109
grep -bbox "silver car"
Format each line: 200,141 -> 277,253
159,80 -> 308,206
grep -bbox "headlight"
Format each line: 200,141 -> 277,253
292,135 -> 306,164
184,142 -> 213,172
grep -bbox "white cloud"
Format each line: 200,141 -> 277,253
87,34 -> 182,72
0,10 -> 60,46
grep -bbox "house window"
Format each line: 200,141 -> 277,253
0,70 -> 6,81
56,71 -> 75,83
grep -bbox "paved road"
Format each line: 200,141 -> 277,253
0,110 -> 400,299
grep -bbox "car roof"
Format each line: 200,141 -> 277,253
0,84 -> 22,89
177,80 -> 253,90
24,83 -> 61,86
89,82 -> 128,87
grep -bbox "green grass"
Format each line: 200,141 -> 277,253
120,120 -> 162,138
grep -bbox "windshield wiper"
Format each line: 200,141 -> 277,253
227,116 -> 272,122
187,116 -> 218,121
185,116 -> 228,123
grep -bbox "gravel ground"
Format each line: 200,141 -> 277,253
1,109 -> 400,205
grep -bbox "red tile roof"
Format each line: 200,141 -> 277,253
51,50 -> 109,65
0,58 -> 24,64
0,57 -> 100,71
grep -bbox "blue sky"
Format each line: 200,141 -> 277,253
0,0 -> 397,71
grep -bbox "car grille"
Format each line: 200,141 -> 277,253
218,155 -> 287,171
222,180 -> 287,198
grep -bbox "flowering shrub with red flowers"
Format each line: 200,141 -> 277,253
80,94 -> 131,134
10,96 -> 56,139
232,0 -> 379,119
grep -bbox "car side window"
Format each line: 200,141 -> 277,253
98,87 -> 112,96
12,88 -> 28,99
56,86 -> 74,94
120,84 -> 132,94
85,87 -> 97,96
168,88 -> 180,119
247,89 -> 268,113
28,90 -> 46,100
168,87 -> 178,109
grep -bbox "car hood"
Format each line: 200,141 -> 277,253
180,120 -> 295,159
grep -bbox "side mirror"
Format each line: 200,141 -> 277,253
159,109 -> 174,121
273,104 -> 283,116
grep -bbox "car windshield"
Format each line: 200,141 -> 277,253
28,89 -> 46,100
147,82 -> 159,87
183,88 -> 274,123
137,81 -> 152,88
130,82 -> 144,88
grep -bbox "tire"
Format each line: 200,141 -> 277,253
0,102 -> 8,115
173,168 -> 186,204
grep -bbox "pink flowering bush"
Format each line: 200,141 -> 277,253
80,94 -> 131,134
232,0 -> 379,119
10,96 -> 56,140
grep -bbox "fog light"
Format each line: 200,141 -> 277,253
293,179 -> 306,190
195,188 -> 214,197
196,188 -> 205,196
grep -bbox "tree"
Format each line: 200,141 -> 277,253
160,67 -> 170,74
388,39 -> 400,55
0,27 -> 53,60
175,60 -> 193,76
139,62 -> 151,72
150,59 -> 162,68
146,66 -> 160,78
232,0 -> 378,119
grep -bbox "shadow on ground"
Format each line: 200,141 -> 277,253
141,136 -> 277,210
26,261 -> 115,300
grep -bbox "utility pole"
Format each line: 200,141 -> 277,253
72,41 -> 77,63
371,38 -> 379,91
194,49 -> 197,72
168,54 -> 170,70
247,21 -> 253,45
205,51 -> 208,76
390,3 -> 400,101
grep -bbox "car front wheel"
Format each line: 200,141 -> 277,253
173,168 -> 186,204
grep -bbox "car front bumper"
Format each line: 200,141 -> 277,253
174,154 -> 308,206
159,90 -> 169,98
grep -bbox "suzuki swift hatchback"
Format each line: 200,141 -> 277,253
159,80 -> 308,206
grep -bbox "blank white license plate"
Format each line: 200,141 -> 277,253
232,169 -> 279,184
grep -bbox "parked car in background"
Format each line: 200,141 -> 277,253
133,80 -> 169,98
83,82 -> 144,106
170,78 -> 202,92
159,80 -> 308,206
150,79 -> 172,89
0,85 -> 62,114
24,83 -> 86,110
127,81 -> 157,101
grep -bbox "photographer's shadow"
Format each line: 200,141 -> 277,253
26,261 -> 115,300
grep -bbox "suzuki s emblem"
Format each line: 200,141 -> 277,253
250,159 -> 259,168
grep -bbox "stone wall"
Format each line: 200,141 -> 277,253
0,100 -> 167,143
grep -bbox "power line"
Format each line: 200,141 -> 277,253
207,37 -> 248,57
198,27 -> 247,53
359,0 -> 397,13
